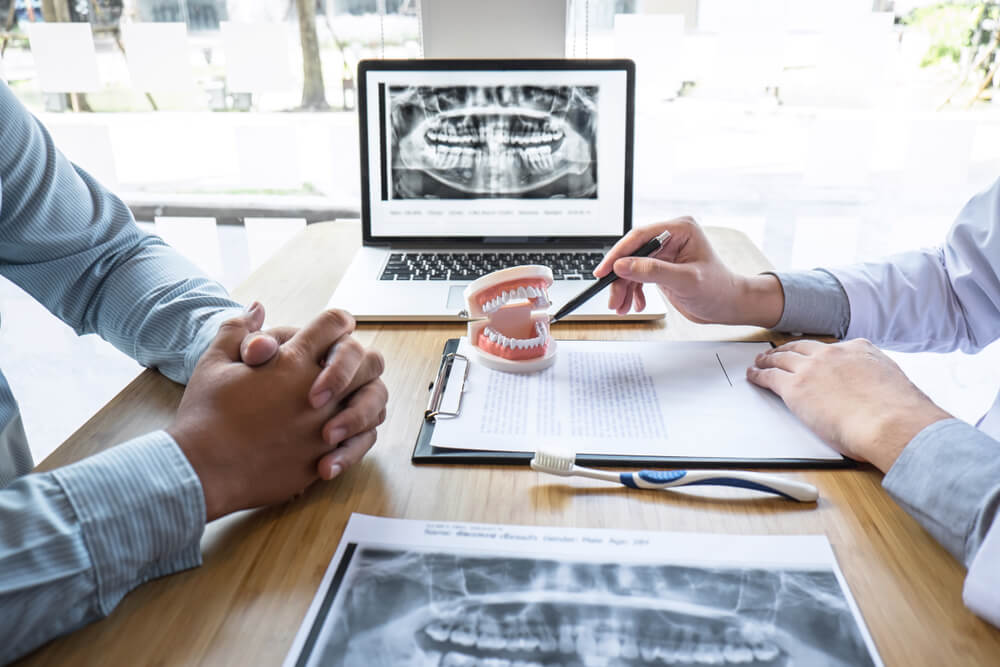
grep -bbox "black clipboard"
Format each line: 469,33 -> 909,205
412,338 -> 854,469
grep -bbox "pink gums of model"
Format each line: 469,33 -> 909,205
463,265 -> 556,373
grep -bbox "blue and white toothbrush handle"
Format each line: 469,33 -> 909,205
619,469 -> 818,502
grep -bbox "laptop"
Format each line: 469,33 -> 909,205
328,58 -> 667,322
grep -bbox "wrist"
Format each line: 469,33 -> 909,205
868,405 -> 953,473
167,424 -> 229,521
733,274 -> 784,328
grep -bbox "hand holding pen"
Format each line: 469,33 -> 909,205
550,229 -> 671,323
590,217 -> 785,326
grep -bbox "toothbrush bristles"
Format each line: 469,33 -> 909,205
530,450 -> 576,474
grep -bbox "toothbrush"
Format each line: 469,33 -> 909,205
530,450 -> 818,503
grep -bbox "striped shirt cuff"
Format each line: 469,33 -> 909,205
882,418 -> 1000,565
183,306 -> 243,383
768,269 -> 851,338
51,432 -> 206,614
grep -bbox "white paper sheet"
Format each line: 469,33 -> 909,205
431,339 -> 842,460
284,514 -> 883,666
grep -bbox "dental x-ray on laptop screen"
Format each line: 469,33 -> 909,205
328,59 -> 666,321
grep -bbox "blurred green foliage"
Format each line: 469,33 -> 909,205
903,2 -> 982,67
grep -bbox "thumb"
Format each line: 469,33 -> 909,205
207,301 -> 266,363
613,257 -> 687,285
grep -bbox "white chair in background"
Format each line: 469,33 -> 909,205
709,215 -> 768,254
26,23 -> 101,93
121,23 -> 194,92
47,123 -> 119,190
614,13 -> 685,102
244,218 -> 307,271
220,22 -> 293,93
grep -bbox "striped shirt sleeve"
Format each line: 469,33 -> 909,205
0,81 -> 242,384
0,432 -> 205,663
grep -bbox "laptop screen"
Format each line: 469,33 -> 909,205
358,59 -> 634,244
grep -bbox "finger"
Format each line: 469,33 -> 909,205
754,349 -> 808,373
594,224 -> 670,277
322,379 -> 389,446
287,309 -> 356,362
240,326 -> 299,367
772,339 -> 827,356
309,336 -> 367,408
317,429 -> 379,480
635,283 -> 647,312
206,302 -> 266,363
746,365 -> 794,396
616,282 -> 637,316
241,333 -> 280,367
613,255 -> 692,287
607,279 -> 631,312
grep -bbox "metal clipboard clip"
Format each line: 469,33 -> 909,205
425,352 -> 470,422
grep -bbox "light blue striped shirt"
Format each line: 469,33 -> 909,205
0,82 -> 241,662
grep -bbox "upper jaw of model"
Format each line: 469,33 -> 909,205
463,265 -> 556,373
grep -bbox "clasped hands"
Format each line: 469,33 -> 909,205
168,303 -> 387,521
596,218 -> 952,472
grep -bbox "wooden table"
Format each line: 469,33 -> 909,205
23,223 -> 1000,665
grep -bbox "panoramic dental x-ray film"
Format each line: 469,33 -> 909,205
390,84 -> 598,200
285,516 -> 882,667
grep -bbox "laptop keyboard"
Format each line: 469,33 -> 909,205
379,251 -> 604,281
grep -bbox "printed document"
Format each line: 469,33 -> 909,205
431,339 -> 842,460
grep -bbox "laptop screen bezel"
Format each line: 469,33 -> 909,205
357,58 -> 635,248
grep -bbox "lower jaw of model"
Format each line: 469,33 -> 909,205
464,266 -> 556,373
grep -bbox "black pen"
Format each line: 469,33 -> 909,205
550,229 -> 671,323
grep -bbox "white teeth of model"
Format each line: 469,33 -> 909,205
751,642 -> 780,662
722,644 -> 754,664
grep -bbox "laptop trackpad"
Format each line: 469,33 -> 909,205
446,285 -> 469,310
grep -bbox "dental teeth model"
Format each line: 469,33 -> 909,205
463,265 -> 556,373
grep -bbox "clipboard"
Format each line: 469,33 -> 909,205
412,339 -> 854,469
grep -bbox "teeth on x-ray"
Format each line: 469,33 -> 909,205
390,85 -> 598,199
305,549 -> 879,667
